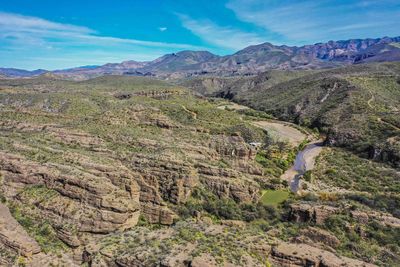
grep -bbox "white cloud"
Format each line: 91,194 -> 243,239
0,12 -> 209,69
159,27 -> 168,32
0,12 -> 93,34
178,14 -> 265,50
0,12 -> 203,57
226,0 -> 400,45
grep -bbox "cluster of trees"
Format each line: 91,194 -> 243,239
178,187 -> 280,222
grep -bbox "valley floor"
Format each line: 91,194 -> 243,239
0,75 -> 398,267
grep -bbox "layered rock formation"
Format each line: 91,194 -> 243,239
0,89 -> 266,266
0,75 -> 394,266
288,203 -> 339,225
270,242 -> 377,267
292,227 -> 340,250
0,152 -> 141,234
0,203 -> 41,256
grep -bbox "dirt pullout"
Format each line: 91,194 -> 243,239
252,121 -> 308,146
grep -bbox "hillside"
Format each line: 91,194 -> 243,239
50,36 -> 400,78
2,36 -> 400,80
1,75 -> 398,266
185,63 -> 400,168
0,68 -> 48,78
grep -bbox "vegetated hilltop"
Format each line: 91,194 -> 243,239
186,62 -> 400,168
0,68 -> 48,78
0,75 -> 398,266
2,36 -> 400,79
51,36 -> 400,78
0,75 -> 265,265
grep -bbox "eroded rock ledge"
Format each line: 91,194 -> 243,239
0,152 -> 141,234
270,242 -> 377,267
0,203 -> 41,257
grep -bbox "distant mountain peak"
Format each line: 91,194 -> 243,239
0,68 -> 48,77
2,36 -> 400,79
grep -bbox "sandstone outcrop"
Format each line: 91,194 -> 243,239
293,227 -> 340,249
190,254 -> 220,267
0,116 -> 264,232
351,210 -> 400,228
0,152 -> 141,235
270,242 -> 377,267
0,203 -> 41,256
289,203 -> 339,225
210,135 -> 256,161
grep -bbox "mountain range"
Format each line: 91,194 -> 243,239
1,34 -> 400,266
1,36 -> 400,79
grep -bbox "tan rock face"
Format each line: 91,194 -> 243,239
210,135 -> 256,161
0,152 -> 141,234
140,202 -> 176,225
293,227 -> 340,249
129,154 -> 198,205
196,163 -> 260,202
270,242 -> 377,267
0,203 -> 41,256
191,254 -> 220,267
0,122 -> 263,233
0,91 -> 266,262
289,203 -> 339,225
54,226 -> 81,248
123,134 -> 262,224
126,154 -> 199,224
351,210 -> 400,228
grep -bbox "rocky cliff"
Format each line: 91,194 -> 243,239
0,75 -> 268,265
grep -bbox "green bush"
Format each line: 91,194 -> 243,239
178,187 -> 282,222
303,170 -> 312,182
8,203 -> 66,253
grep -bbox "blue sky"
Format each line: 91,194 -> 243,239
1,0 -> 399,70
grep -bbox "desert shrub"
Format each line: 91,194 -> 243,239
0,192 -> 6,203
249,219 -> 270,231
324,213 -> 400,266
204,197 -> 242,220
312,149 -> 400,194
303,170 -> 312,182
8,202 -> 66,253
367,221 -> 400,246
178,187 -> 282,222
319,192 -> 339,202
227,124 -> 265,143
346,193 -> 400,218
239,109 -> 273,120
256,150 -> 294,181
298,192 -> 319,202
